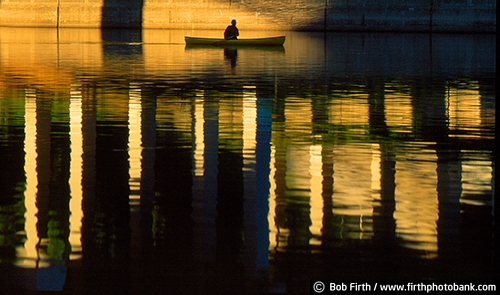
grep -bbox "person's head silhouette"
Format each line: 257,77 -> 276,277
224,19 -> 239,40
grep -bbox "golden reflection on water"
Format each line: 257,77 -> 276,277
461,159 -> 493,207
11,84 -> 493,262
309,144 -> 323,247
18,91 -> 37,268
129,83 -> 142,207
0,28 -> 495,287
193,96 -> 205,177
68,85 -> 83,261
384,83 -> 413,132
394,150 -> 439,258
448,82 -> 485,138
329,94 -> 370,129
243,90 -> 257,162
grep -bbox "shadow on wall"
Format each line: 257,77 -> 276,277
101,0 -> 144,44
101,0 -> 144,29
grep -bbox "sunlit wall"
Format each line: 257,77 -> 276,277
0,0 -> 496,31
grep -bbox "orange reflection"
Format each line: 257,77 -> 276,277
128,83 -> 142,207
17,91 -> 38,268
193,95 -> 205,177
447,81 -> 484,139
309,144 -> 323,247
394,149 -> 439,258
384,82 -> 413,133
69,85 -> 83,261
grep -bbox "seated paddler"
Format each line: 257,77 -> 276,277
224,19 -> 239,40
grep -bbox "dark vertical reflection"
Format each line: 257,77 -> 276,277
215,97 -> 245,293
94,121 -> 130,288
436,149 -> 462,274
367,78 -> 389,137
82,87 -> 131,294
320,142 -> 336,248
139,91 -> 156,256
203,94 -> 219,261
81,85 -> 97,264
315,92 -> 342,274
0,92 -> 26,291
254,93 -> 272,273
457,153 -> 495,279
372,142 -> 397,278
286,177 -> 312,248
272,95 -> 287,250
366,79 -> 398,278
477,78 -> 498,273
151,106 -> 194,290
310,94 -> 338,250
411,78 -> 448,141
47,96 -> 71,263
36,96 -> 52,246
366,78 -> 397,266
30,94 -> 71,291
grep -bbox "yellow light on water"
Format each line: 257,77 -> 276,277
17,89 -> 39,268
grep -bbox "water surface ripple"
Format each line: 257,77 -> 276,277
0,28 -> 496,294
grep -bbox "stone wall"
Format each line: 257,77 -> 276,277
0,0 -> 496,32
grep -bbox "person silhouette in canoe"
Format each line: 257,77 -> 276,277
224,19 -> 239,40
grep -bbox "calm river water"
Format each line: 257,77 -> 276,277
0,28 -> 497,294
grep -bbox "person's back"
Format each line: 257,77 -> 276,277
224,19 -> 239,40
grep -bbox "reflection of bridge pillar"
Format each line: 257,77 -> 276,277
413,79 -> 460,261
139,90 -> 156,254
372,143 -> 397,249
411,79 -> 448,141
436,149 -> 461,262
366,79 -> 397,248
320,142 -> 337,247
215,96 -> 245,290
477,80 -> 497,250
243,94 -> 272,276
3,91 -> 34,291
204,95 -> 218,263
18,90 -> 38,268
310,95 -> 337,248
35,95 -> 52,245
34,93 -> 72,291
478,79 -> 496,125
128,84 -> 142,264
69,86 -> 84,262
272,125 -> 287,250
81,84 -> 132,293
192,94 -> 218,263
46,95 -> 71,262
367,78 -> 388,137
204,96 -> 219,258
242,95 -> 258,276
283,98 -> 312,248
81,84 -> 97,246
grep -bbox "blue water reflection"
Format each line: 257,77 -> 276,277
0,28 -> 496,294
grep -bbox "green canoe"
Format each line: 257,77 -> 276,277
184,36 -> 286,46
